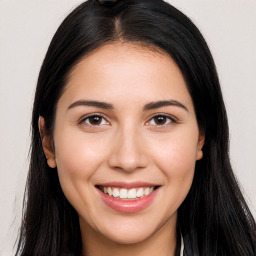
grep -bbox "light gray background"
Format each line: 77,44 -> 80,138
0,0 -> 255,255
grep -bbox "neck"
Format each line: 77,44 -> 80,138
80,215 -> 178,256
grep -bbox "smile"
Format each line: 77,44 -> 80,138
96,183 -> 160,213
98,186 -> 156,200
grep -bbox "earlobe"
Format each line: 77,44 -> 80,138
38,116 -> 57,168
196,132 -> 205,160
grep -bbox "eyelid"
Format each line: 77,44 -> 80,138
77,112 -> 178,127
145,113 -> 178,126
78,112 -> 110,125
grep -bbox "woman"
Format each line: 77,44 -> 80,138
16,0 -> 256,255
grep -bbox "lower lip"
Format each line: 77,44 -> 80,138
97,188 -> 159,213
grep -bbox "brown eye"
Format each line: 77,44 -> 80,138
147,115 -> 174,126
154,116 -> 167,125
84,115 -> 108,126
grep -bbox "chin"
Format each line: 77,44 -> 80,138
102,225 -> 156,245
94,213 -> 172,246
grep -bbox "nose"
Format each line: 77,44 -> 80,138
108,127 -> 148,172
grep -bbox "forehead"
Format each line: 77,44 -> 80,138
59,42 -> 193,111
68,42 -> 182,81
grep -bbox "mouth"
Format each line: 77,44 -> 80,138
96,185 -> 160,200
95,183 -> 161,213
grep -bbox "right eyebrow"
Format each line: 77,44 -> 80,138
143,100 -> 188,112
67,100 -> 114,110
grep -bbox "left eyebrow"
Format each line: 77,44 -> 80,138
143,100 -> 188,112
67,100 -> 114,110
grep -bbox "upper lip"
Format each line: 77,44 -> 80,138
96,181 -> 160,189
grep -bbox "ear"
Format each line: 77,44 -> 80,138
196,130 -> 205,160
38,116 -> 57,168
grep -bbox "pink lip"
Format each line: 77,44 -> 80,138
97,181 -> 158,189
96,185 -> 159,213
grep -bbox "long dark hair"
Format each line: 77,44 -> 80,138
16,0 -> 256,255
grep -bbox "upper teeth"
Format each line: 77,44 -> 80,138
101,187 -> 154,199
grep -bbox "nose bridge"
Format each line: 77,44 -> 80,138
108,123 -> 147,172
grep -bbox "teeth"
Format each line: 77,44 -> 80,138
136,188 -> 144,198
144,187 -> 150,196
127,188 -> 137,199
119,188 -> 127,199
112,188 -> 119,198
100,186 -> 156,200
107,187 -> 112,196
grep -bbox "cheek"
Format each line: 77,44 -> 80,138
54,129 -> 106,177
149,128 -> 198,186
149,131 -> 198,212
53,128 -> 108,203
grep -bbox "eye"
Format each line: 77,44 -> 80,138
147,115 -> 175,126
81,115 -> 109,126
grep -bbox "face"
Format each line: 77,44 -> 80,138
41,43 -> 204,246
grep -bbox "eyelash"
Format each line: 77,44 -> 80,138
78,113 -> 109,127
78,113 -> 177,127
146,114 -> 177,127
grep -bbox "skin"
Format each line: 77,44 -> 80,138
40,42 -> 204,256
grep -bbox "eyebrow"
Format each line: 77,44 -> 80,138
143,100 -> 188,112
67,99 -> 188,112
68,100 -> 114,110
